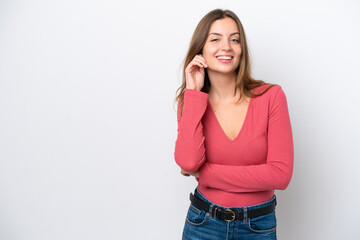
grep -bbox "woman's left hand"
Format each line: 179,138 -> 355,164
181,169 -> 199,178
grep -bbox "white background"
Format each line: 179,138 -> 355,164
1,0 -> 359,239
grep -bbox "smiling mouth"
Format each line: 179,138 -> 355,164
216,56 -> 233,63
216,56 -> 233,60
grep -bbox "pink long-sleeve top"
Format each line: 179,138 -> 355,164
174,84 -> 294,207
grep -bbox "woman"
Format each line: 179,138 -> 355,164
174,9 -> 294,240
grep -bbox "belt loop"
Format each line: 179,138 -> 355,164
243,207 -> 248,223
208,203 -> 214,218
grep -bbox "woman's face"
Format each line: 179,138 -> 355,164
202,17 -> 241,75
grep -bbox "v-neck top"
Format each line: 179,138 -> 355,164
207,97 -> 252,143
174,84 -> 294,207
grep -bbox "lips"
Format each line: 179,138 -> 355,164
215,55 -> 233,63
216,55 -> 233,60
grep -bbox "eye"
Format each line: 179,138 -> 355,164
210,39 -> 219,42
231,39 -> 240,43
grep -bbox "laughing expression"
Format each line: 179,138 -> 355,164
202,17 -> 242,75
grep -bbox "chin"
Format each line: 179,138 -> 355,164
208,67 -> 237,74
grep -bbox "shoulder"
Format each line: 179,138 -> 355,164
252,83 -> 283,97
251,84 -> 289,110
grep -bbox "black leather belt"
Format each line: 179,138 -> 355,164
190,192 -> 277,222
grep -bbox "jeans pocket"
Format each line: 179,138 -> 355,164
247,210 -> 277,234
185,203 -> 208,227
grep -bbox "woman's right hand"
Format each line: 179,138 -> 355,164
185,54 -> 208,91
180,169 -> 199,178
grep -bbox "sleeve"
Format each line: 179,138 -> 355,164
198,86 -> 294,192
174,89 -> 209,172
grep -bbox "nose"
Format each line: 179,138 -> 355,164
221,40 -> 231,51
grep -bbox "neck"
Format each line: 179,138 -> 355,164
207,70 -> 240,103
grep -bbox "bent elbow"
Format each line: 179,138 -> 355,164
276,171 -> 293,190
269,160 -> 293,190
177,161 -> 200,172
174,151 -> 205,172
277,179 -> 290,190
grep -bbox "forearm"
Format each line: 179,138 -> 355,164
174,89 -> 209,172
199,160 -> 293,192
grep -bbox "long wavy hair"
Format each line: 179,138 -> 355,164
175,9 -> 276,117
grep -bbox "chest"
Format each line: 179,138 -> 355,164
208,98 -> 250,142
202,97 -> 269,166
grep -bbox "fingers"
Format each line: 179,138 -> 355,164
186,55 -> 208,71
186,60 -> 206,72
180,169 -> 199,178
180,170 -> 190,177
194,55 -> 208,67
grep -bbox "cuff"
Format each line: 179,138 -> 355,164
184,89 -> 209,101
199,162 -> 212,188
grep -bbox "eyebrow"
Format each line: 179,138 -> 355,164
208,32 -> 240,36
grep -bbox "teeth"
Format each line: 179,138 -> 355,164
217,56 -> 232,60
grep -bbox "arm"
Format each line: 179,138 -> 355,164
199,86 -> 294,192
174,89 -> 209,172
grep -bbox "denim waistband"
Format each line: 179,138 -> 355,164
194,187 -> 277,211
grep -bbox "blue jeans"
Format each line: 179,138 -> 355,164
182,188 -> 277,240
